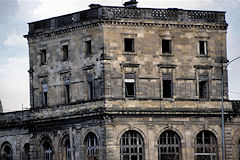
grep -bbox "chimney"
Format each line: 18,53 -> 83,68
0,99 -> 3,113
123,0 -> 138,8
89,4 -> 102,9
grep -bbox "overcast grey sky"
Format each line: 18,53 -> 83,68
0,0 -> 239,112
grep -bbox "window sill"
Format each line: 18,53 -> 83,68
199,98 -> 209,101
123,52 -> 137,56
125,97 -> 136,100
161,53 -> 173,57
85,54 -> 93,58
162,98 -> 175,101
196,55 -> 210,58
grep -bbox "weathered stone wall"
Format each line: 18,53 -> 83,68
103,23 -> 228,102
105,115 -> 224,160
28,26 -> 104,108
1,3 -> 237,160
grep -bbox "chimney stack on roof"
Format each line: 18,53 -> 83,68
123,0 -> 138,8
0,99 -> 3,113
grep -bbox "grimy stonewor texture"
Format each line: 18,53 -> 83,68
1,1 -> 240,160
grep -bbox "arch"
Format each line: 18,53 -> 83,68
84,132 -> 100,160
194,130 -> 218,160
119,130 -> 145,160
59,133 -> 72,160
0,141 -> 13,160
158,130 -> 182,160
238,139 -> 240,160
40,135 -> 54,160
156,127 -> 184,146
117,127 -> 146,146
22,143 -> 30,160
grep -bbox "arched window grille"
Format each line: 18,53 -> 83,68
43,141 -> 53,160
158,130 -> 181,160
194,130 -> 218,160
239,139 -> 240,160
84,132 -> 99,160
120,130 -> 144,160
23,143 -> 30,160
64,139 -> 71,160
0,142 -> 13,160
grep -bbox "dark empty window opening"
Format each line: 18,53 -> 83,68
64,78 -> 70,104
63,45 -> 68,61
65,85 -> 70,104
42,83 -> 48,107
162,40 -> 171,53
238,140 -> 240,160
43,92 -> 47,107
23,143 -> 30,160
88,82 -> 93,100
125,74 -> 135,97
2,144 -> 12,160
163,80 -> 172,98
85,40 -> 92,55
64,139 -> 71,160
40,49 -> 47,65
87,75 -> 94,100
124,38 -> 134,52
199,41 -> 207,55
199,80 -> 208,99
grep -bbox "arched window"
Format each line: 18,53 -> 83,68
120,130 -> 144,160
63,139 -> 71,160
239,139 -> 240,160
84,132 -> 99,160
194,130 -> 218,160
23,143 -> 30,160
43,141 -> 53,160
158,130 -> 181,160
1,142 -> 13,160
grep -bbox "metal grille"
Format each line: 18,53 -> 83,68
84,132 -> 99,160
239,140 -> 240,160
120,130 -> 144,160
158,130 -> 181,160
43,142 -> 53,160
194,131 -> 218,160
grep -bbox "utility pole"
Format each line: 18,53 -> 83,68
221,56 -> 240,160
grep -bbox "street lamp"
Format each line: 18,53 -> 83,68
221,56 -> 240,160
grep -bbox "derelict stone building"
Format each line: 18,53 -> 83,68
1,1 -> 240,160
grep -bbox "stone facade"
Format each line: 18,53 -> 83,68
1,1 -> 240,160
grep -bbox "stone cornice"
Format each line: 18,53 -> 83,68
25,20 -> 227,41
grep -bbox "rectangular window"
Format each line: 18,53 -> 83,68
63,45 -> 69,61
87,75 -> 94,100
85,40 -> 92,55
125,74 -> 135,97
162,40 -> 171,53
42,83 -> 48,106
124,38 -> 134,52
40,49 -> 47,65
64,78 -> 70,104
199,77 -> 208,99
198,41 -> 207,55
162,74 -> 172,98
